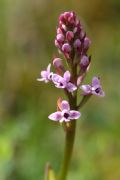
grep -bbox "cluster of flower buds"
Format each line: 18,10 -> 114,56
55,11 -> 91,60
37,11 -> 105,124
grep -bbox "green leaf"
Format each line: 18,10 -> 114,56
44,163 -> 56,180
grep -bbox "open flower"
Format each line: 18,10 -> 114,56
52,71 -> 77,92
80,77 -> 105,97
37,64 -> 53,83
48,100 -> 81,122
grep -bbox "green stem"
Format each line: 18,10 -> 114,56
77,95 -> 92,110
58,121 -> 76,180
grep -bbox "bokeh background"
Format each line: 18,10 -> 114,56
0,0 -> 120,179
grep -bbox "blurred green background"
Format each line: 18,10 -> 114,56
0,0 -> 120,179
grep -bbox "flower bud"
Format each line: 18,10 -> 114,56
59,14 -> 64,22
80,30 -> 85,39
66,31 -> 74,41
57,28 -> 62,34
53,58 -> 63,68
74,39 -> 81,48
68,12 -> 75,24
56,34 -> 64,43
80,55 -> 89,67
83,37 -> 91,49
64,12 -> 71,20
55,39 -> 60,48
62,43 -> 71,53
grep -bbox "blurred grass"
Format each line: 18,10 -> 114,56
0,0 -> 120,180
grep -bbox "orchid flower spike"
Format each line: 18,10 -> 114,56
37,64 -> 53,83
48,100 -> 81,122
80,77 -> 105,97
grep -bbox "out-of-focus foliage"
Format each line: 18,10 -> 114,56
0,0 -> 120,180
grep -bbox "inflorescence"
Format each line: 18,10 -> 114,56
37,11 -> 105,123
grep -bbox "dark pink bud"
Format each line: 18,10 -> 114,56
66,31 -> 74,41
68,12 -> 75,24
84,37 -> 91,49
57,28 -> 62,34
64,12 -> 71,20
80,31 -> 85,39
53,58 -> 63,68
55,39 -> 60,48
56,34 -> 64,43
74,39 -> 81,48
68,17 -> 74,24
59,14 -> 65,22
62,43 -> 71,53
80,55 -> 89,66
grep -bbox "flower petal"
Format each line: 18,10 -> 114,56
37,77 -> 49,83
48,111 -> 62,121
61,100 -> 70,111
80,85 -> 91,94
52,74 -> 61,83
99,90 -> 105,97
47,64 -> 51,73
69,111 -> 81,119
92,77 -> 100,87
63,71 -> 70,82
66,82 -> 77,92
54,78 -> 66,88
37,77 -> 44,81
92,88 -> 105,97
41,71 -> 48,78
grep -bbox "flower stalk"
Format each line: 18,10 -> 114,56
58,121 -> 76,180
59,60 -> 78,180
